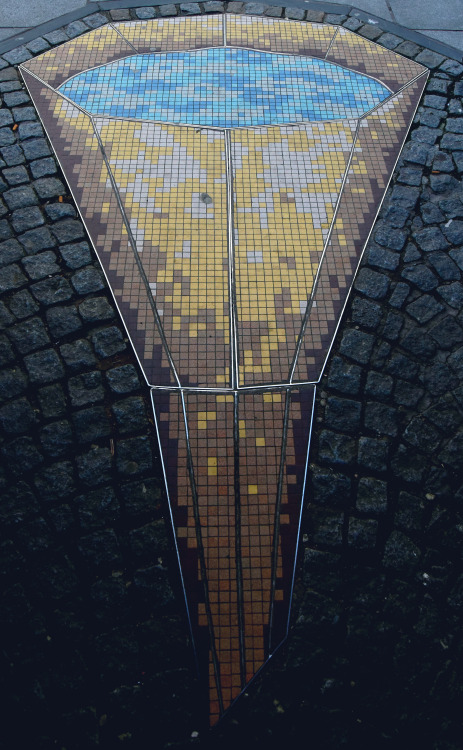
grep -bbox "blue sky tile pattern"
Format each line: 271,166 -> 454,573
59,47 -> 390,127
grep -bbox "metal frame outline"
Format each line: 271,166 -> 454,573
17,15 -> 430,722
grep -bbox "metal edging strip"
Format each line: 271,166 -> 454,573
267,386 -> 292,652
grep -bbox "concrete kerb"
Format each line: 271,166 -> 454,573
0,0 -> 462,61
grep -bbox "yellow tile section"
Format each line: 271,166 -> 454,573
22,25 -> 134,88
232,122 -> 356,384
114,15 -> 223,52
96,119 -> 230,387
226,14 -> 336,56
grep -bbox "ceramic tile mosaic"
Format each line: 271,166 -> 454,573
20,13 -> 428,724
59,48 -> 390,127
232,121 -> 357,385
226,15 -> 336,57
114,15 -> 223,54
326,26 -> 426,93
22,25 -> 135,89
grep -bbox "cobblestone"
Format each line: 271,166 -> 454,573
51,219 -> 85,244
68,371 -> 104,407
2,145 -> 25,166
317,430 -> 356,467
24,347 -> 64,383
30,276 -> 73,305
73,405 -> 111,443
46,305 -> 82,338
91,326 -> 126,358
34,460 -> 74,500
76,444 -> 112,486
3,165 -> 28,185
37,382 -> 66,417
325,396 -> 361,434
2,436 -> 43,472
40,418 -> 73,456
438,281 -> 463,307
60,338 -> 96,370
401,263 -> 439,291
11,206 -> 43,232
30,157 -> 56,178
365,370 -> 393,398
364,401 -> 398,437
357,436 -> 388,472
18,226 -> 55,253
348,517 -> 378,549
45,203 -> 76,222
11,106 -> 36,122
368,243 -> 401,270
106,364 -> 140,394
22,250 -> 59,279
383,530 -> 420,570
0,262 -> 26,291
7,288 -> 37,318
0,396 -> 36,434
33,176 -> 65,199
71,266 -> 105,295
116,435 -> 153,475
339,329 -> 375,364
8,316 -> 49,353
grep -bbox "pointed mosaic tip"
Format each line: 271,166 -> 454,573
152,387 -> 315,722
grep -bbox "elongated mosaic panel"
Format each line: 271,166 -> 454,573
232,121 -> 357,385
20,13 -> 427,725
226,14 -> 336,57
152,387 -> 314,724
95,119 -> 230,388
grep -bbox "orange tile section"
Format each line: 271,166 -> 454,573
270,388 -> 314,649
153,391 -> 240,724
232,122 -> 356,386
21,25 -> 134,89
153,387 -> 314,722
185,393 -> 240,723
238,391 -> 286,682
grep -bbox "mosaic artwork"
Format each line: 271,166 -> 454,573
20,14 -> 428,725
59,48 -> 391,126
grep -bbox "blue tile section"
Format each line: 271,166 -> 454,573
59,47 -> 390,127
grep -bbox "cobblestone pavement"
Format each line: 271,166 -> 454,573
0,3 -> 463,749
